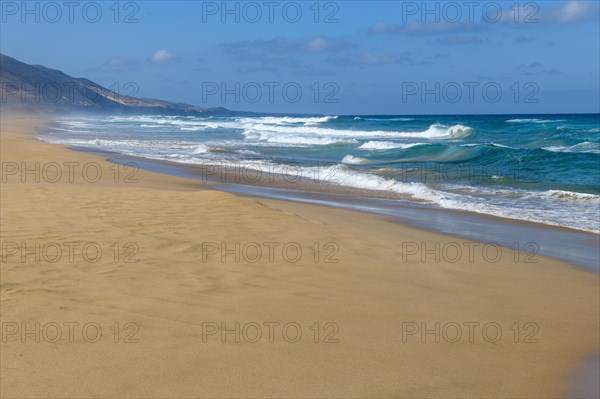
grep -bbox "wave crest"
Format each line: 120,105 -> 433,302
359,141 -> 426,150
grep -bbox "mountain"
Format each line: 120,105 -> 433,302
0,54 -> 240,116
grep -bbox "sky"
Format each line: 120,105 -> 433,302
1,0 -> 599,115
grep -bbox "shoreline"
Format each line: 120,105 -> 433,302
2,115 -> 599,398
38,114 -> 600,236
37,117 -> 600,237
63,143 -> 599,272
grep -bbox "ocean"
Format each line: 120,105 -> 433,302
41,113 -> 600,234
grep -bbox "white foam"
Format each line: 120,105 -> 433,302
542,142 -> 600,154
193,145 -> 210,154
359,141 -> 426,150
180,126 -> 208,131
98,116 -> 472,142
236,149 -> 260,156
238,116 -> 337,125
45,137 -> 218,156
490,143 -> 514,149
544,190 -> 600,201
341,155 -> 370,164
240,123 -> 473,140
243,130 -> 357,146
460,143 -> 514,149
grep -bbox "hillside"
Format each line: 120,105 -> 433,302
0,54 -> 234,116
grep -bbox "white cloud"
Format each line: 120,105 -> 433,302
501,0 -> 599,24
306,38 -> 329,52
150,49 -> 179,64
370,0 -> 597,33
545,0 -> 599,23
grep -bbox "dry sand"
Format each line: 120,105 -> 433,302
1,116 -> 598,398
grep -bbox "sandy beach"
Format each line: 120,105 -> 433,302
1,115 -> 599,398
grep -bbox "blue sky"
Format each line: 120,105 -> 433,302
1,0 -> 599,114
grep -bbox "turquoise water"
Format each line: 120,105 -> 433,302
43,113 -> 600,233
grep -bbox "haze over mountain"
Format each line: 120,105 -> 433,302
0,54 -> 238,116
